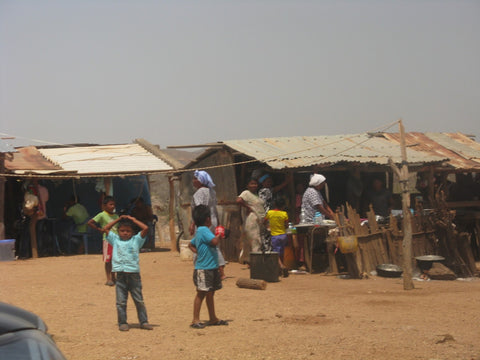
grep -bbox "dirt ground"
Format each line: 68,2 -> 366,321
1,250 -> 480,360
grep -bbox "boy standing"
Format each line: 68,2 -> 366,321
88,196 -> 118,286
104,215 -> 153,331
188,205 -> 228,329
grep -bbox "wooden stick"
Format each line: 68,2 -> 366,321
236,278 -> 267,290
168,176 -> 176,251
0,153 -> 5,240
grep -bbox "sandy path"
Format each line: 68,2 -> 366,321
1,250 -> 479,360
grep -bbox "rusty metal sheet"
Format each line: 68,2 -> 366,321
224,134 -> 446,170
5,146 -> 63,171
384,132 -> 480,170
6,143 -> 175,176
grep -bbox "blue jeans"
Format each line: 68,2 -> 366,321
116,272 -> 148,325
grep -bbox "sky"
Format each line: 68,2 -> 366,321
1,0 -> 479,149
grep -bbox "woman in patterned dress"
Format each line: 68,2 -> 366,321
236,178 -> 266,264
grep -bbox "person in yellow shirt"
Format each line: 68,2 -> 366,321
265,197 -> 289,278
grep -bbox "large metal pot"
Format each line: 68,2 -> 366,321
415,255 -> 445,271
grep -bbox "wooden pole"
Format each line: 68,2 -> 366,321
0,153 -> 5,239
389,120 -> 414,290
399,120 -> 414,290
428,165 -> 435,207
168,176 -> 177,251
287,171 -> 295,221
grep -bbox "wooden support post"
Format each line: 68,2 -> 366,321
287,171 -> 295,221
168,176 -> 177,251
30,215 -> 39,258
0,153 -> 5,239
428,165 -> 435,207
388,119 -> 414,290
240,164 -> 246,192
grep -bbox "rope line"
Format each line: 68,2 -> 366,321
1,120 -> 400,179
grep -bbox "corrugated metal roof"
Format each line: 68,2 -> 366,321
36,144 -> 173,175
134,138 -> 186,170
0,139 -> 16,153
6,146 -> 62,171
382,132 -> 480,171
426,133 -> 480,161
223,134 -> 447,170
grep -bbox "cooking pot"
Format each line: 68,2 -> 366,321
415,255 -> 445,271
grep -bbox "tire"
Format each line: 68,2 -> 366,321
176,230 -> 184,252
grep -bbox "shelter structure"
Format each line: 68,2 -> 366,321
2,140 -> 176,257
173,132 -> 480,269
0,138 -> 17,239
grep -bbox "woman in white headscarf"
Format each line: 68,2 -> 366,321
189,170 -> 226,279
301,174 -> 335,222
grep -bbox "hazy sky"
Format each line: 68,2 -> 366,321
1,0 -> 479,148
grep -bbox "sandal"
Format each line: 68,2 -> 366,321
190,322 -> 205,329
206,320 -> 228,326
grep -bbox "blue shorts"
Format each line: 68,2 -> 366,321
271,234 -> 288,257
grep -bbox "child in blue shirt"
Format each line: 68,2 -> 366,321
104,215 -> 153,331
188,205 -> 228,329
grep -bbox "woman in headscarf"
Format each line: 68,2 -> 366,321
189,170 -> 226,279
301,173 -> 335,222
258,173 -> 292,212
236,177 -> 266,264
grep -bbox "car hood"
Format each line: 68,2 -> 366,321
0,302 -> 47,335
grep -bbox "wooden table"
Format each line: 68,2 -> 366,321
295,223 -> 337,273
455,210 -> 480,260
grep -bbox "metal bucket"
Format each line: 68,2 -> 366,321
0,239 -> 15,261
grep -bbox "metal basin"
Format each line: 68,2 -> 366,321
376,264 -> 403,278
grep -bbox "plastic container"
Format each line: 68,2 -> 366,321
286,222 -> 293,234
283,246 -> 296,269
0,239 -> 15,261
250,251 -> 280,282
314,212 -> 324,225
337,235 -> 358,254
299,209 -> 306,224
179,239 -> 194,261
214,226 -> 225,238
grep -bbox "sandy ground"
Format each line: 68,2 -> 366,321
1,250 -> 480,360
